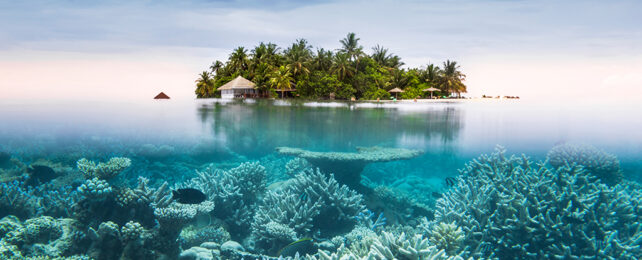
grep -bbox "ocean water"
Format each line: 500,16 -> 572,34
0,99 -> 640,259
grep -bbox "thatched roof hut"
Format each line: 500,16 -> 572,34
217,76 -> 256,91
154,92 -> 170,99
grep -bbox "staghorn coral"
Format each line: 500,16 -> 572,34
0,180 -> 79,219
132,176 -> 173,208
547,143 -> 623,185
182,162 -> 266,236
434,147 -> 642,259
316,231 -> 466,260
276,146 -> 422,189
252,170 -> 366,254
285,158 -> 313,177
76,157 -> 131,180
367,185 -> 433,226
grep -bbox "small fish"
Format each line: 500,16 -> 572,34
172,188 -> 207,204
26,165 -> 58,186
278,238 -> 316,257
445,177 -> 457,187
431,191 -> 441,198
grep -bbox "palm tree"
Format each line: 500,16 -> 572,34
228,47 -> 249,74
438,60 -> 467,97
210,60 -> 224,75
339,32 -> 364,75
251,42 -> 281,66
284,39 -> 313,78
195,71 -> 214,98
331,52 -> 355,81
269,65 -> 293,98
340,32 -> 364,61
371,45 -> 390,65
312,48 -> 333,72
390,69 -> 409,90
425,64 -> 441,83
371,45 -> 404,69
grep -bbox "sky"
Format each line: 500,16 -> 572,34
0,0 -> 640,102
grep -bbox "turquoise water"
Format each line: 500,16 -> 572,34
0,99 -> 640,259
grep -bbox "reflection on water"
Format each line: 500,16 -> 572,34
196,100 -> 464,157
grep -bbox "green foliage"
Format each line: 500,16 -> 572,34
195,33 -> 467,99
400,86 -> 423,99
362,88 -> 390,100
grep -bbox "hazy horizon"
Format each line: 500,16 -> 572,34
1,0 -> 640,103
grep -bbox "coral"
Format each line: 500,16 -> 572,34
114,187 -> 137,207
132,177 -> 173,208
355,210 -> 386,231
316,231 -> 465,260
429,222 -> 464,256
76,157 -> 131,180
252,170 -> 366,254
0,180 -> 79,219
87,221 -> 123,259
366,186 -> 433,226
547,143 -> 623,185
276,146 -> 422,189
136,144 -> 176,159
3,216 -> 81,258
183,162 -> 267,235
120,221 -> 144,242
179,225 -> 230,249
0,180 -> 40,218
285,158 -> 313,177
154,207 -> 197,230
0,241 -> 22,259
434,147 -> 642,259
77,178 -> 112,199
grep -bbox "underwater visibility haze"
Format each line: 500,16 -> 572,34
0,99 -> 641,259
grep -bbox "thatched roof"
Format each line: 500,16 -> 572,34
154,92 -> 170,99
388,87 -> 404,93
423,87 -> 440,92
217,76 -> 256,90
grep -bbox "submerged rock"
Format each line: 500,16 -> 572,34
221,241 -> 244,252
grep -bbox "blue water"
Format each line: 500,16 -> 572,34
0,98 -> 641,258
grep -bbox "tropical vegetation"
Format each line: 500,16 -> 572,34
195,33 -> 467,99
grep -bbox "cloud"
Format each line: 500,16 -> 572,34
0,0 -> 640,102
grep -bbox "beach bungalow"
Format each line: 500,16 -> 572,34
154,92 -> 170,99
218,76 -> 257,99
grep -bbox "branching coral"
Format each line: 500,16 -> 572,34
182,162 -> 267,235
285,158 -> 313,177
132,177 -> 173,208
316,231 -> 466,260
434,147 -> 642,259
76,157 -> 131,180
0,180 -> 79,219
252,170 -> 366,254
276,146 -> 422,189
547,143 -> 623,185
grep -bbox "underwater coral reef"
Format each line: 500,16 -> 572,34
0,144 -> 640,260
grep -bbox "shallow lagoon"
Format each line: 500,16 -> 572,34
0,99 -> 641,259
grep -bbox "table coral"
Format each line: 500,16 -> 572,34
276,146 -> 422,189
